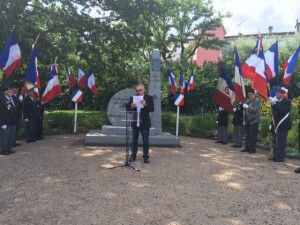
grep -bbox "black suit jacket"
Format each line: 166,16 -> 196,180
271,98 -> 291,132
217,109 -> 229,126
23,96 -> 38,121
0,94 -> 17,126
126,94 -> 154,129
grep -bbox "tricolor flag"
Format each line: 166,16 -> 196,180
66,66 -> 77,90
77,67 -> 87,88
168,68 -> 177,94
251,37 -> 268,100
242,37 -> 262,81
213,62 -> 235,113
21,44 -> 39,96
86,68 -> 97,94
234,47 -> 245,102
179,69 -> 185,94
282,46 -> 300,85
186,70 -> 195,91
72,89 -> 83,103
42,63 -> 62,103
265,41 -> 279,80
0,31 -> 21,76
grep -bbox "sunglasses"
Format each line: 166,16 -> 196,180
136,89 -> 143,92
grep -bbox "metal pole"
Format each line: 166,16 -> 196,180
74,102 -> 78,133
176,105 -> 180,137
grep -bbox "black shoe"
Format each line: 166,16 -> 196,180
144,158 -> 150,163
268,157 -> 275,161
13,143 -> 21,147
248,151 -> 256,154
221,142 -> 227,145
273,159 -> 284,162
294,168 -> 300,173
241,149 -> 249,152
0,152 -> 10,155
10,150 -> 16,154
129,155 -> 136,162
215,140 -> 222,143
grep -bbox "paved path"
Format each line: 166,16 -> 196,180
0,134 -> 299,225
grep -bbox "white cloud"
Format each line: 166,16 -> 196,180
212,0 -> 300,36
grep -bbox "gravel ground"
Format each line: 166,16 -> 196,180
0,134 -> 300,225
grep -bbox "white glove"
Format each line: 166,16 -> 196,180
269,124 -> 272,131
233,108 -> 237,112
269,97 -> 275,104
216,121 -> 218,124
243,104 -> 249,109
24,118 -> 28,122
1,125 -> 7,129
218,107 -> 223,111
18,95 -> 23,102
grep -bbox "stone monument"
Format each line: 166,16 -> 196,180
85,49 -> 180,147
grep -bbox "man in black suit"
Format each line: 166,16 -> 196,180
126,84 -> 154,163
12,83 -> 23,146
0,85 -> 17,155
268,88 -> 291,162
23,89 -> 38,143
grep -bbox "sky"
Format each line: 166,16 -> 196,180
212,0 -> 300,36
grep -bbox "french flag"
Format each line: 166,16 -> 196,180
251,37 -> 268,100
234,47 -> 245,102
86,68 -> 97,94
186,70 -> 195,91
213,62 -> 235,113
168,68 -> 177,94
265,41 -> 279,80
242,37 -> 262,81
42,63 -> 62,103
0,31 -> 21,76
21,44 -> 39,97
77,67 -> 87,88
282,46 -> 300,85
66,66 -> 77,90
179,69 -> 185,94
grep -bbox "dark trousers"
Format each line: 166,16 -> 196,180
245,123 -> 259,151
14,118 -> 21,143
0,125 -> 16,153
26,120 -> 37,142
217,126 -> 228,143
233,125 -> 243,145
131,127 -> 150,160
271,130 -> 288,161
36,118 -> 44,140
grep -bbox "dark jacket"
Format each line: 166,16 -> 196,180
23,95 -> 38,121
0,94 -> 17,126
217,108 -> 229,126
232,103 -> 243,126
126,94 -> 154,129
270,98 -> 291,132
12,94 -> 23,119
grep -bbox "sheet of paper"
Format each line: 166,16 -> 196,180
133,96 -> 144,127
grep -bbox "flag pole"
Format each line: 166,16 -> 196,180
74,102 -> 78,133
176,105 -> 180,137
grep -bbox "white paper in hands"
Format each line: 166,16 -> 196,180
133,96 -> 144,127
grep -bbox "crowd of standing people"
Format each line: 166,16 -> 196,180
216,87 -> 300,174
0,84 -> 44,156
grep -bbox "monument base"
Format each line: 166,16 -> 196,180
85,129 -> 180,147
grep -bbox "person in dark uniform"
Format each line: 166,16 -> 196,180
35,96 -> 45,140
241,89 -> 261,153
12,83 -> 23,146
126,84 -> 154,163
0,85 -> 17,155
231,102 -> 243,148
215,107 -> 229,144
268,88 -> 291,162
23,89 -> 38,143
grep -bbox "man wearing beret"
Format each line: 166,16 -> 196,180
268,88 -> 291,162
0,85 -> 17,155
241,88 -> 262,153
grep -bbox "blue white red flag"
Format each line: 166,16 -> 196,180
72,89 -> 83,103
42,63 -> 62,103
242,40 -> 260,81
168,68 -> 177,94
265,41 -> 279,80
86,68 -> 97,94
251,36 -> 268,100
77,67 -> 87,88
179,69 -> 185,94
213,62 -> 235,113
0,31 -> 21,76
66,66 -> 77,90
186,70 -> 195,91
174,94 -> 184,106
282,46 -> 300,85
234,47 -> 245,102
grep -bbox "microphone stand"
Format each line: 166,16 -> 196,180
109,109 -> 140,171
